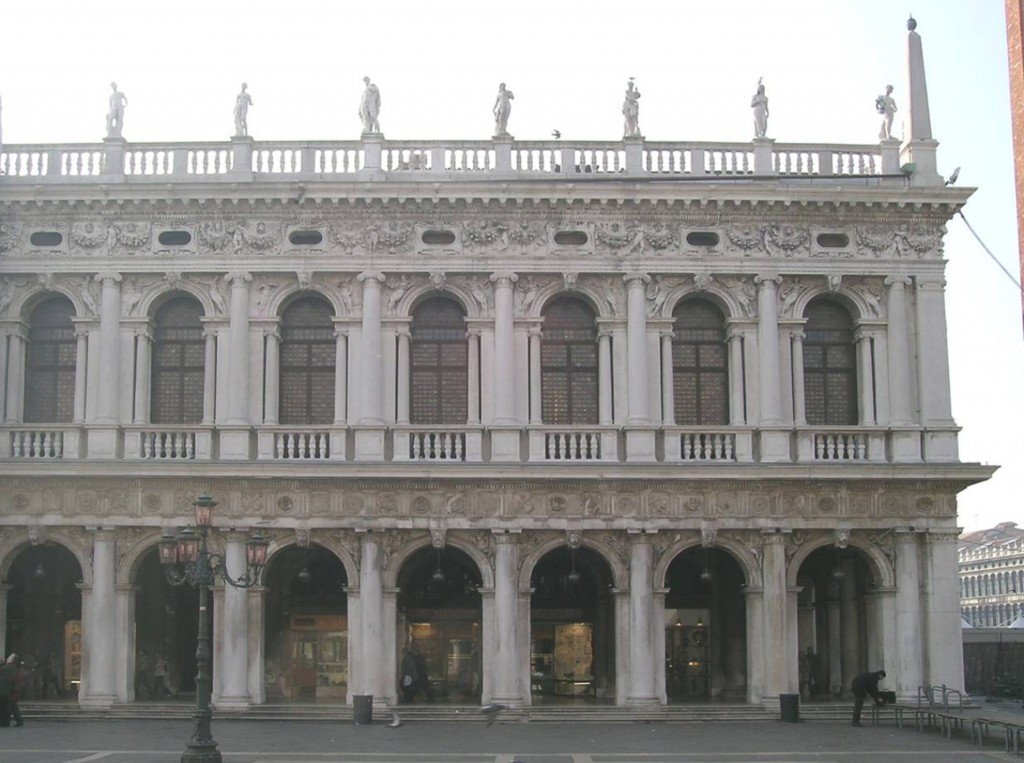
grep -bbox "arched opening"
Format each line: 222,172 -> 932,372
541,297 -> 598,425
133,547 -> 203,699
795,546 -> 877,699
151,295 -> 205,424
24,296 -> 77,423
410,297 -> 468,424
803,299 -> 857,426
279,296 -> 336,425
529,546 -> 615,703
263,544 -> 349,702
396,546 -> 482,704
663,547 -> 746,702
4,542 -> 83,699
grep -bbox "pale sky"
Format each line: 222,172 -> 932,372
1,0 -> 1020,532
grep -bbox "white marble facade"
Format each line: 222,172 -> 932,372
0,24 -> 992,712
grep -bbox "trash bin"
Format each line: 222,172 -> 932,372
353,694 -> 373,724
780,693 -> 800,722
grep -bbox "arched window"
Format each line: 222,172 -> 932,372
279,296 -> 335,425
803,299 -> 857,426
672,298 -> 728,425
151,296 -> 204,424
25,297 -> 77,423
410,297 -> 467,424
541,297 -> 598,425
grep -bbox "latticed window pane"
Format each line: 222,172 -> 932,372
279,297 -> 336,425
672,299 -> 728,425
541,298 -> 598,425
151,296 -> 205,424
803,299 -> 858,426
25,297 -> 77,423
410,298 -> 467,424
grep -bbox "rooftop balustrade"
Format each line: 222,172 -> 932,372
0,136 -> 903,186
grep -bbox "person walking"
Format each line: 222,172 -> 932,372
399,647 -> 418,703
850,669 -> 886,726
0,653 -> 16,727
8,655 -> 25,726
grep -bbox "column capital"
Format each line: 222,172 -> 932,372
926,529 -> 961,544
357,271 -> 385,285
334,327 -> 350,339
94,272 -> 123,287
396,326 -> 411,340
884,274 -> 912,289
914,275 -> 947,292
659,328 -> 675,340
528,325 -> 543,338
489,271 -> 518,287
754,273 -> 782,288
627,527 -> 656,543
789,328 -> 806,341
225,271 -> 253,285
465,327 -> 482,339
623,272 -> 651,287
492,529 -> 522,544
760,527 -> 788,543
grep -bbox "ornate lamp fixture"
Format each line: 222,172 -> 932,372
158,493 -> 268,763
431,549 -> 446,584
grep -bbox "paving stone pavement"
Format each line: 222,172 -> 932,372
0,712 -> 1022,763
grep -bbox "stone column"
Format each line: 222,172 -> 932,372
914,277 -> 957,459
490,272 -> 520,461
73,326 -> 89,423
0,584 -> 10,661
790,329 -> 806,426
760,529 -> 792,700
924,530 -> 965,690
660,330 -> 675,426
82,529 -> 117,707
838,556 -> 860,689
262,326 -> 280,424
247,586 -> 268,704
727,328 -> 745,425
492,531 -> 523,705
202,329 -> 217,424
132,325 -> 153,424
755,275 -> 788,461
855,331 -> 876,425
94,274 -> 123,423
396,327 -> 411,425
3,326 -> 26,423
115,583 -> 135,702
528,326 -> 542,424
358,534 -> 385,700
355,272 -> 386,460
885,276 -> 920,460
627,531 -> 658,705
466,329 -> 481,424
744,586 -> 765,703
624,274 -> 655,460
598,331 -> 613,425
219,532 -> 251,707
826,595 -> 842,695
220,272 -> 253,459
894,529 -> 924,699
333,328 -> 348,424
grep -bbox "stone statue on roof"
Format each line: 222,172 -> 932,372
751,78 -> 769,138
234,83 -> 253,137
876,84 -> 898,140
106,82 -> 127,138
359,77 -> 381,135
622,78 -> 641,137
493,83 -> 514,137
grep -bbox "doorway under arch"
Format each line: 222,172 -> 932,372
529,546 -> 616,703
263,544 -> 349,702
397,546 -> 482,704
663,546 -> 747,702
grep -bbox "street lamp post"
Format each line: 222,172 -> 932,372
158,493 -> 268,763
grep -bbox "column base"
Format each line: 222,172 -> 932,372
625,696 -> 661,707
80,693 -> 117,709
86,426 -> 122,459
490,427 -> 522,462
890,428 -> 922,462
218,426 -> 253,460
214,695 -> 251,710
625,427 -> 657,462
354,426 -> 387,462
758,428 -> 792,463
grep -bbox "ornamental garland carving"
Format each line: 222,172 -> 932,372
70,221 -> 110,249
0,221 -> 23,253
112,222 -> 152,250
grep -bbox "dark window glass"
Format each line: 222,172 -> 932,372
279,297 -> 335,425
803,299 -> 858,425
541,298 -> 598,425
672,299 -> 728,425
151,296 -> 205,424
25,297 -> 76,423
410,298 -> 467,424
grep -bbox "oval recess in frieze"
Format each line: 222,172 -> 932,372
158,230 -> 192,247
288,230 -> 324,246
816,233 -> 850,248
553,230 -> 588,246
421,229 -> 456,245
30,231 -> 63,247
685,231 -> 720,247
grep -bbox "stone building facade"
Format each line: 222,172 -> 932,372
960,522 -> 1024,628
0,23 -> 992,711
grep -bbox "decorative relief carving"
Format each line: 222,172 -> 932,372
847,278 -> 883,317
725,224 -> 763,255
112,222 -> 152,250
856,226 -> 896,258
197,222 -> 234,252
465,530 -> 495,569
514,276 -> 544,314
594,222 -> 644,253
233,221 -> 280,253
834,527 -> 851,548
63,275 -> 101,317
70,221 -> 109,249
718,276 -> 756,317
896,224 -> 944,259
121,274 -> 163,317
367,221 -> 414,255
765,224 -> 809,257
0,221 -> 23,253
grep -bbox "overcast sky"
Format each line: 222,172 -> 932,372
1,0 -> 1020,531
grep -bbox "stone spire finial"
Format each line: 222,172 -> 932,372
904,15 -> 932,142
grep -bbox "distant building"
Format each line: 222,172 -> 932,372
959,522 -> 1024,627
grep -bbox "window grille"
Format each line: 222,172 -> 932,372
803,299 -> 857,425
25,297 -> 76,423
279,297 -> 335,425
672,298 -> 728,425
151,296 -> 204,424
541,298 -> 598,425
410,297 -> 467,424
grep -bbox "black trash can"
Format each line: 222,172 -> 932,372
780,693 -> 800,722
353,694 -> 373,724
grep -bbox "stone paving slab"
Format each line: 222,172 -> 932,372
0,718 -> 1018,763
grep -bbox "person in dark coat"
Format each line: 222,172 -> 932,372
0,654 -> 15,727
8,656 -> 25,726
851,669 -> 886,726
399,648 -> 418,703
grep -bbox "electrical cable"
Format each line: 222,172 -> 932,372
956,211 -> 1022,290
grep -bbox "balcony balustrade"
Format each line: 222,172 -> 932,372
393,426 -> 483,463
124,426 -> 213,461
